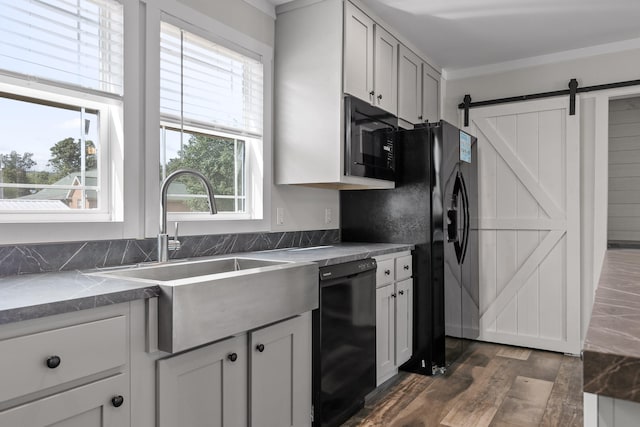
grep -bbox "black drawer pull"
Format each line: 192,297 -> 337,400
391,293 -> 396,298
384,269 -> 391,275
399,290 -> 405,295
111,395 -> 124,408
404,265 -> 410,270
46,355 -> 61,369
256,344 -> 265,353
227,352 -> 238,362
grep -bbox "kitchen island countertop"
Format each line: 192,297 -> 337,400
583,249 -> 640,403
0,242 -> 413,325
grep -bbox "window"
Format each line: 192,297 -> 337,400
159,20 -> 263,217
0,0 -> 123,218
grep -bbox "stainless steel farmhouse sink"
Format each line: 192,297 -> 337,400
93,257 -> 318,353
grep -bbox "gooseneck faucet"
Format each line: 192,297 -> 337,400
158,169 -> 217,262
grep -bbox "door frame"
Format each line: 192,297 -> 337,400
581,86 -> 640,340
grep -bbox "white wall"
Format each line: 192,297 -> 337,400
175,0 -> 340,233
443,46 -> 640,341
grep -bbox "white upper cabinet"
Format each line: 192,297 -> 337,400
422,63 -> 440,123
344,3 -> 374,104
398,45 -> 440,125
398,45 -> 422,124
374,25 -> 398,113
344,2 -> 398,115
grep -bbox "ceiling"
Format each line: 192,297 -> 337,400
269,0 -> 640,73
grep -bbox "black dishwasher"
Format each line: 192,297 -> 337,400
312,258 -> 377,427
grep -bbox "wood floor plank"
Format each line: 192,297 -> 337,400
489,376 -> 554,426
439,357 -> 514,427
496,347 -> 532,360
539,355 -> 583,426
508,349 -> 563,382
386,365 -> 480,426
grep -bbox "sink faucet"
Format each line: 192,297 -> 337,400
158,169 -> 217,262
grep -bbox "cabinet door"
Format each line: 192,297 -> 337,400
422,64 -> 440,123
398,45 -> 422,123
373,25 -> 398,114
376,284 -> 396,385
344,2 -> 374,104
157,335 -> 247,427
395,278 -> 413,366
0,373 -> 129,427
250,313 -> 311,427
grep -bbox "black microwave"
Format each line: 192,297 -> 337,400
344,95 -> 397,182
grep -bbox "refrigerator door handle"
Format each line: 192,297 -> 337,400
449,173 -> 464,264
459,172 -> 470,265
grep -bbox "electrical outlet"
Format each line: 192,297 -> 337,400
325,208 -> 332,224
276,207 -> 284,225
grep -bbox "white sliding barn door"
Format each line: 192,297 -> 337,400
467,97 -> 580,354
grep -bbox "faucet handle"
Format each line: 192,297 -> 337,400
168,221 -> 181,252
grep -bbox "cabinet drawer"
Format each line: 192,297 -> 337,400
376,259 -> 395,287
395,255 -> 412,281
0,316 -> 127,402
0,373 -> 129,427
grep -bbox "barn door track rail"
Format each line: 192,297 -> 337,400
459,78 -> 640,126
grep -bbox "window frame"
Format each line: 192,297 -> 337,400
144,3 -> 273,238
0,75 -> 118,222
159,121 -> 252,218
0,0 -> 141,244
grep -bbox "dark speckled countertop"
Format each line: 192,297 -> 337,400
0,242 -> 413,326
583,249 -> 640,403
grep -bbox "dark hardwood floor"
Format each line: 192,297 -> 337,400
343,341 -> 583,426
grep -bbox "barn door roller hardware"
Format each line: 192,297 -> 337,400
459,77 -> 640,127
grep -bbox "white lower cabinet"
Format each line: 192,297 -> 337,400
250,314 -> 312,427
0,373 -> 129,427
157,312 -> 312,427
394,278 -> 413,366
157,335 -> 248,427
374,252 -> 414,386
376,283 -> 396,383
0,304 -> 131,427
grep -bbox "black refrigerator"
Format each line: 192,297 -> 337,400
340,120 -> 480,375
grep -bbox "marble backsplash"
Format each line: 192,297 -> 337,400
0,229 -> 340,277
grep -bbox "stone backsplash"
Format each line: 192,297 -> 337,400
0,229 -> 340,277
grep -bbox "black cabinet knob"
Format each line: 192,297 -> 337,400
384,269 -> 391,275
227,352 -> 238,362
391,293 -> 396,298
369,90 -> 375,96
377,94 -> 383,100
418,115 -> 423,120
111,395 -> 124,408
399,290 -> 405,295
256,344 -> 265,353
404,265 -> 410,270
46,355 -> 61,369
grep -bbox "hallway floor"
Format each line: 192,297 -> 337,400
343,341 -> 583,426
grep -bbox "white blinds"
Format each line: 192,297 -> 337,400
0,0 -> 124,95
160,22 -> 263,137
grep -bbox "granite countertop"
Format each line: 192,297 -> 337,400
247,242 -> 413,266
583,249 -> 640,403
0,242 -> 413,326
